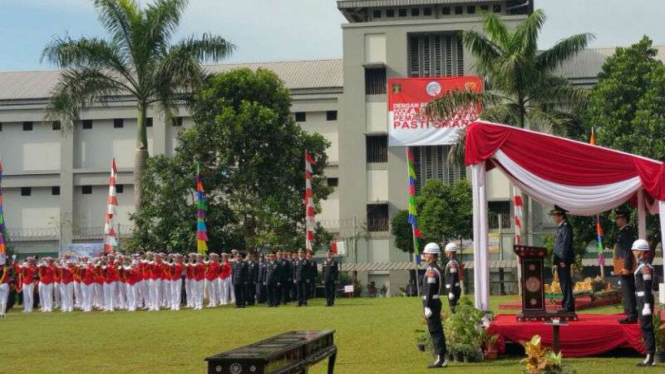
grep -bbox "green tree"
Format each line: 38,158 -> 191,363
585,36 -> 665,161
129,68 -> 332,253
420,180 -> 473,245
42,0 -> 234,212
390,209 -> 419,253
425,9 -> 591,158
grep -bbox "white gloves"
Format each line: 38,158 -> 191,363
643,304 -> 652,316
449,293 -> 455,301
12,255 -> 17,261
424,307 -> 433,319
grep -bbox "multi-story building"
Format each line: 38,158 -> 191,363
0,0 -> 663,295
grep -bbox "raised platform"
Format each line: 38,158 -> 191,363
489,314 -> 647,357
498,295 -> 621,311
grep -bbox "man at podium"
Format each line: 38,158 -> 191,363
551,206 -> 575,313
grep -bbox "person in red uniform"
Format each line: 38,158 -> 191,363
73,258 -> 83,310
59,261 -> 75,312
219,253 -> 233,305
170,254 -> 184,311
81,258 -> 95,312
160,255 -> 171,308
193,254 -> 206,310
102,256 -> 118,312
185,253 -> 196,308
14,257 -> 37,313
205,253 -> 220,308
0,254 -> 9,317
93,259 -> 104,310
38,257 -> 55,312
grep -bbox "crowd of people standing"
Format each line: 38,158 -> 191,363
0,248 -> 340,317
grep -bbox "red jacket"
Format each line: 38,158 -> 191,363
61,267 -> 74,284
219,261 -> 232,280
205,262 -> 220,281
82,265 -> 95,285
39,265 -> 55,284
185,264 -> 195,280
194,263 -> 205,281
172,263 -> 184,281
16,264 -> 36,285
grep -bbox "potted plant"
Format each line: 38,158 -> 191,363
379,284 -> 388,298
521,335 -> 576,374
482,331 -> 500,360
414,329 -> 431,353
653,309 -> 665,363
443,297 -> 486,362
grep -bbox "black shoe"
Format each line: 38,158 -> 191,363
619,318 -> 638,324
427,355 -> 448,369
637,354 -> 655,367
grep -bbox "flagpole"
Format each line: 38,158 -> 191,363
590,127 -> 605,278
406,147 -> 420,297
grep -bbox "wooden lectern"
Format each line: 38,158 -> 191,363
514,245 -> 578,322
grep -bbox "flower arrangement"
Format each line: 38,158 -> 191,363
521,335 -> 576,374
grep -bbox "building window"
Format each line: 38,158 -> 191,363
114,118 -> 124,128
409,34 -> 465,77
423,7 -> 432,16
146,117 -> 153,127
366,135 -> 388,163
411,146 -> 467,193
386,9 -> 395,17
467,5 -> 476,14
398,8 -> 407,17
172,117 -> 183,127
455,6 -> 463,14
52,186 -> 60,196
82,120 -> 93,129
411,8 -> 420,16
295,112 -> 307,122
489,201 -> 512,229
52,121 -> 61,130
442,6 -> 451,15
480,5 -> 489,11
373,9 -> 381,18
0,123 -> 2,131
367,204 -> 389,232
82,185 -> 93,195
493,4 -> 502,13
21,187 -> 31,197
365,67 -> 387,95
327,178 -> 339,187
326,111 -> 338,121
116,184 -> 124,193
23,121 -> 33,131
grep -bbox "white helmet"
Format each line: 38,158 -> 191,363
445,243 -> 458,253
423,242 -> 441,255
632,239 -> 650,252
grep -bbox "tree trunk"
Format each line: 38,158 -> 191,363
134,103 -> 149,213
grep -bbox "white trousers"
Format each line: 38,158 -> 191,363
60,282 -> 74,312
185,279 -> 193,307
94,283 -> 103,308
22,283 -> 34,312
115,281 -> 126,309
170,279 -> 182,310
74,281 -> 82,309
126,284 -> 138,311
162,280 -> 171,307
81,283 -> 94,312
53,282 -> 61,308
148,279 -> 161,311
39,283 -> 53,312
0,283 -> 9,316
206,279 -> 219,307
194,280 -> 204,309
103,282 -> 116,311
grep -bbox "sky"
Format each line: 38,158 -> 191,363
1,0 -> 664,71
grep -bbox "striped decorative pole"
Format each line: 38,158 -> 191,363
103,158 -> 118,254
590,127 -> 605,278
195,163 -> 209,254
305,151 -> 316,252
513,187 -> 523,245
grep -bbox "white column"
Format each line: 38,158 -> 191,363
472,162 -> 489,311
637,189 -> 647,239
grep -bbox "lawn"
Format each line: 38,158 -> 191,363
0,295 -> 661,374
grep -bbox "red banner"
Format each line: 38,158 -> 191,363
387,76 -> 482,147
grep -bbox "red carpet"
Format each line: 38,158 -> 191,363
497,296 -> 621,311
489,314 -> 646,357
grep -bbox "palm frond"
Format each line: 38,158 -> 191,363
175,33 -> 235,62
526,76 -> 589,109
481,11 -> 511,50
536,33 -> 594,72
513,9 -> 546,57
145,0 -> 188,57
424,90 -> 503,122
463,30 -> 502,76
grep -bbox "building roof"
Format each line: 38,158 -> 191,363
337,0 -> 505,8
0,59 -> 344,103
2,44 -> 665,103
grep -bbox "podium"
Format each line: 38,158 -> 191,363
514,245 -> 577,322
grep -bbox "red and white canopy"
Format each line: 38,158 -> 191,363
464,120 -> 665,312
466,121 -> 665,216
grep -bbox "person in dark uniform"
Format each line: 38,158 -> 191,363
632,239 -> 656,367
231,253 -> 248,308
322,250 -> 339,306
614,208 -> 637,324
257,255 -> 267,304
246,253 -> 258,306
306,252 -> 317,298
551,206 -> 575,313
422,242 -> 447,369
443,243 -> 462,313
292,249 -> 310,306
281,252 -> 293,305
265,253 -> 281,307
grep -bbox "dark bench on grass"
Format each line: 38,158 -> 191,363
205,330 -> 337,374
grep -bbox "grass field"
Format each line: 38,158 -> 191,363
1,296 -> 662,374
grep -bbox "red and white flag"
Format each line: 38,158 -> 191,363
305,151 -> 316,252
103,158 -> 118,254
513,186 -> 523,245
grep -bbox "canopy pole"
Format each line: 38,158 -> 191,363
659,201 -> 665,306
638,190 -> 647,239
472,162 -> 489,312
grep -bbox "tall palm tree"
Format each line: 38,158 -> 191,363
425,9 -> 592,160
42,0 -> 234,211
